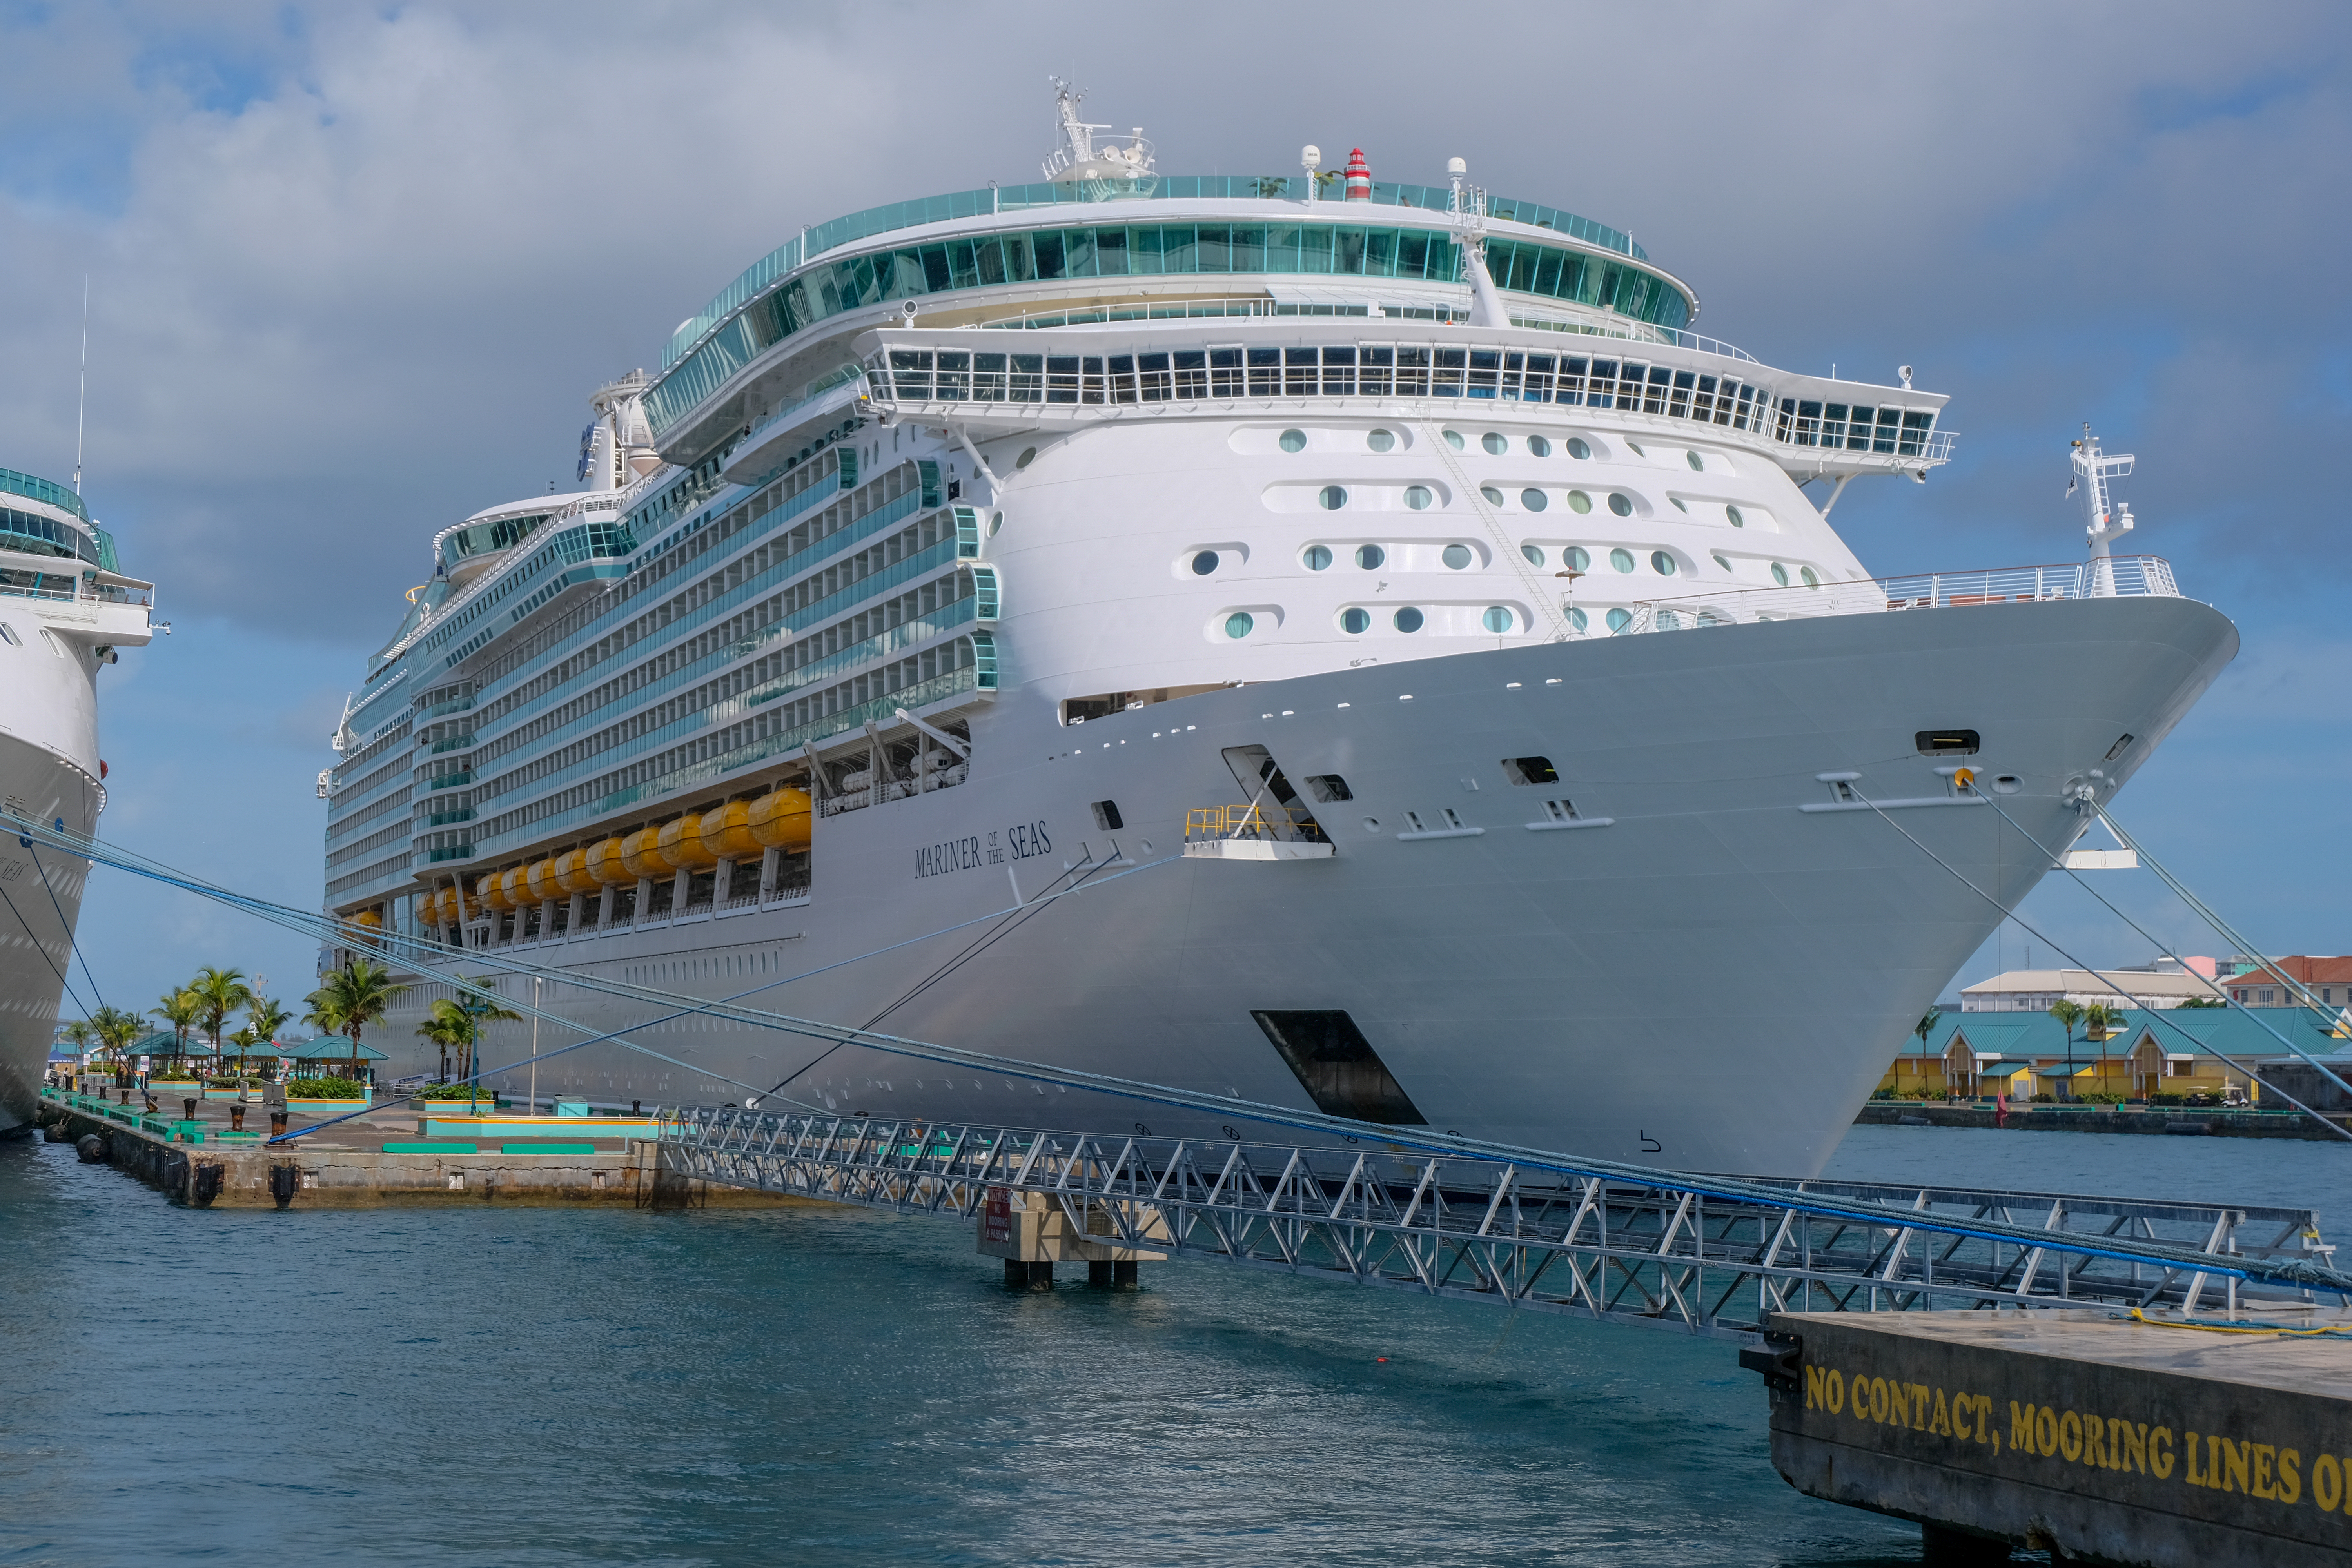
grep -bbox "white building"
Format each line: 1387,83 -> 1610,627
1958,960 -> 2220,1013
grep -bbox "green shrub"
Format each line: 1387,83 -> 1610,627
2149,1091 -> 2187,1106
286,1076 -> 371,1099
2031,1093 -> 2057,1104
416,1082 -> 499,1101
1871,1087 -> 1896,1100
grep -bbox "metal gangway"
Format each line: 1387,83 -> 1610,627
658,1107 -> 2349,1342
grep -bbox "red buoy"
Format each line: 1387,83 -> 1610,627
1344,147 -> 1371,202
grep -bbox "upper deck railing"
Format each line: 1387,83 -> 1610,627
1617,556 -> 2180,635
0,466 -> 91,524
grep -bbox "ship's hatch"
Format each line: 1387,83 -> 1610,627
1220,745 -> 1326,840
1251,1009 -> 1428,1125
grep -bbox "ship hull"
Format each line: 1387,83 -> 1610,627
0,731 -> 98,1131
378,592 -> 2234,1176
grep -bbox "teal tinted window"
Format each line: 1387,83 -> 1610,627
1606,608 -> 1632,632
1302,545 -> 1332,571
1340,607 -> 1370,634
1225,612 -> 1254,639
1482,606 -> 1513,633
1393,607 -> 1424,633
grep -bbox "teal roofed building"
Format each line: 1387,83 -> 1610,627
1880,1007 -> 2351,1104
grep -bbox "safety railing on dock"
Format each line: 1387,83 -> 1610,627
656,1107 -> 2345,1341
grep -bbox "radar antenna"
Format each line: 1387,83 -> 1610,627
1041,78 -> 1156,201
73,276 -> 88,495
1447,158 -> 1508,328
2067,423 -> 2136,597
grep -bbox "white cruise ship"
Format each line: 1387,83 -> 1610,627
318,92 -> 2234,1174
0,469 -> 154,1129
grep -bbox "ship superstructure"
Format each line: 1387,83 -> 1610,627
318,94 -> 2232,1174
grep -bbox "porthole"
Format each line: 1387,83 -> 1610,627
1481,432 -> 1506,455
1191,551 -> 1220,576
1606,608 -> 1632,632
1566,490 -> 1592,514
1564,546 -> 1590,573
1686,450 -> 1705,471
1340,607 -> 1370,634
1279,429 -> 1307,453
1565,437 -> 1591,459
1726,505 -> 1745,528
1801,566 -> 1820,588
989,511 -> 1004,536
1521,488 -> 1548,512
1367,428 -> 1396,452
0,623 -> 16,646
1607,492 -> 1634,517
1521,544 -> 1545,566
1482,606 -> 1513,633
1442,544 -> 1473,570
1224,612 -> 1255,639
1771,562 -> 1789,586
1527,434 -> 1552,457
1712,552 -> 1732,572
1016,447 -> 1037,469
1479,485 -> 1504,506
1610,548 -> 1635,574
1393,607 -> 1425,633
1442,429 -> 1465,450
1566,606 -> 1589,632
1404,485 -> 1433,510
1356,544 -> 1386,570
1669,497 -> 1688,512
1302,545 -> 1333,571
1625,441 -> 1646,456
1651,551 -> 1678,576
1319,485 -> 1348,510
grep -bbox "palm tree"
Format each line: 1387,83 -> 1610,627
59,1017 -> 94,1076
2048,1000 -> 2085,1101
1912,1007 -> 1942,1099
243,996 -> 294,1079
151,987 -> 202,1075
305,958 -> 408,1048
90,1005 -> 145,1081
2083,1002 -> 2126,1096
187,967 -> 256,1070
445,976 -> 520,1105
416,1000 -> 471,1085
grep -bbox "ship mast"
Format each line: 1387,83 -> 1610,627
2068,424 -> 2135,597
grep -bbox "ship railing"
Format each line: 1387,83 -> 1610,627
651,1107 -> 2346,1341
1185,803 -> 1328,844
1613,555 -> 2181,636
0,577 -> 149,608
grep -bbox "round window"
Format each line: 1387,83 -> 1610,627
1319,485 -> 1348,510
989,511 -> 1004,536
1521,488 -> 1548,512
1605,608 -> 1632,633
1404,485 -> 1433,510
1565,437 -> 1591,459
1356,544 -> 1386,570
1566,490 -> 1592,514
1367,428 -> 1396,453
1711,552 -> 1731,572
1686,450 -> 1704,471
1480,485 -> 1504,506
1279,429 -> 1307,453
1302,545 -> 1332,572
1607,492 -> 1634,517
1770,562 -> 1789,587
1442,429 -> 1465,450
1016,447 -> 1037,469
1566,606 -> 1589,632
1521,544 -> 1545,566
1224,612 -> 1254,639
1651,551 -> 1677,576
1610,548 -> 1635,573
1393,607 -> 1425,633
1481,432 -> 1506,455
1528,434 -> 1552,457
1564,546 -> 1590,573
1802,566 -> 1820,588
1191,551 -> 1220,576
1442,544 -> 1473,570
1340,607 -> 1370,634
1481,606 -> 1513,633
1726,505 -> 1744,528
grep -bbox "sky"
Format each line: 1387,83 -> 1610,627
2,0 -> 2347,1027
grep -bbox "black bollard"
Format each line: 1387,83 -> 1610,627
270,1110 -> 289,1137
229,1105 -> 245,1132
183,1098 -> 198,1121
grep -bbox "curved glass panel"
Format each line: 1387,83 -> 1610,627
1393,606 -> 1425,633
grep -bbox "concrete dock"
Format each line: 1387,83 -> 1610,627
1752,1308 -> 2352,1564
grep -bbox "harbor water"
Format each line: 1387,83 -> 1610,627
4,1125 -> 2347,1566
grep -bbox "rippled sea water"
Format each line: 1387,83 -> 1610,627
5,1125 -> 2345,1566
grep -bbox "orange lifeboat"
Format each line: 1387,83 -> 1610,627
584,835 -> 631,885
698,800 -> 762,862
524,857 -> 561,903
553,847 -> 595,897
659,813 -> 720,871
747,786 -> 813,852
620,826 -> 673,881
499,864 -> 530,909
477,871 -> 513,913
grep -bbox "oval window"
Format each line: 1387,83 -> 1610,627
1393,607 -> 1425,633
1224,612 -> 1254,639
1610,548 -> 1635,574
1521,488 -> 1549,512
1566,606 -> 1589,632
1565,437 -> 1591,459
1528,434 -> 1552,457
1651,551 -> 1678,576
1404,485 -> 1433,510
1319,485 -> 1348,510
1191,551 -> 1220,576
1302,545 -> 1332,571
1669,497 -> 1688,513
1481,432 -> 1506,455
1521,544 -> 1545,566
1442,544 -> 1473,570
1566,490 -> 1592,514
1726,505 -> 1745,528
1802,566 -> 1821,588
1016,446 -> 1037,469
1564,546 -> 1590,573
1356,544 -> 1386,570
1686,450 -> 1705,471
1442,429 -> 1465,450
1606,608 -> 1632,633
1481,606 -> 1513,633
1279,429 -> 1307,453
1711,552 -> 1732,572
989,511 -> 1004,536
1607,492 -> 1634,517
1340,607 -> 1370,634
1626,441 -> 1645,456
1771,561 -> 1789,586
1367,428 -> 1396,452
1479,485 -> 1504,506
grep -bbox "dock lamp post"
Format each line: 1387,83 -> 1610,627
459,994 -> 489,1117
